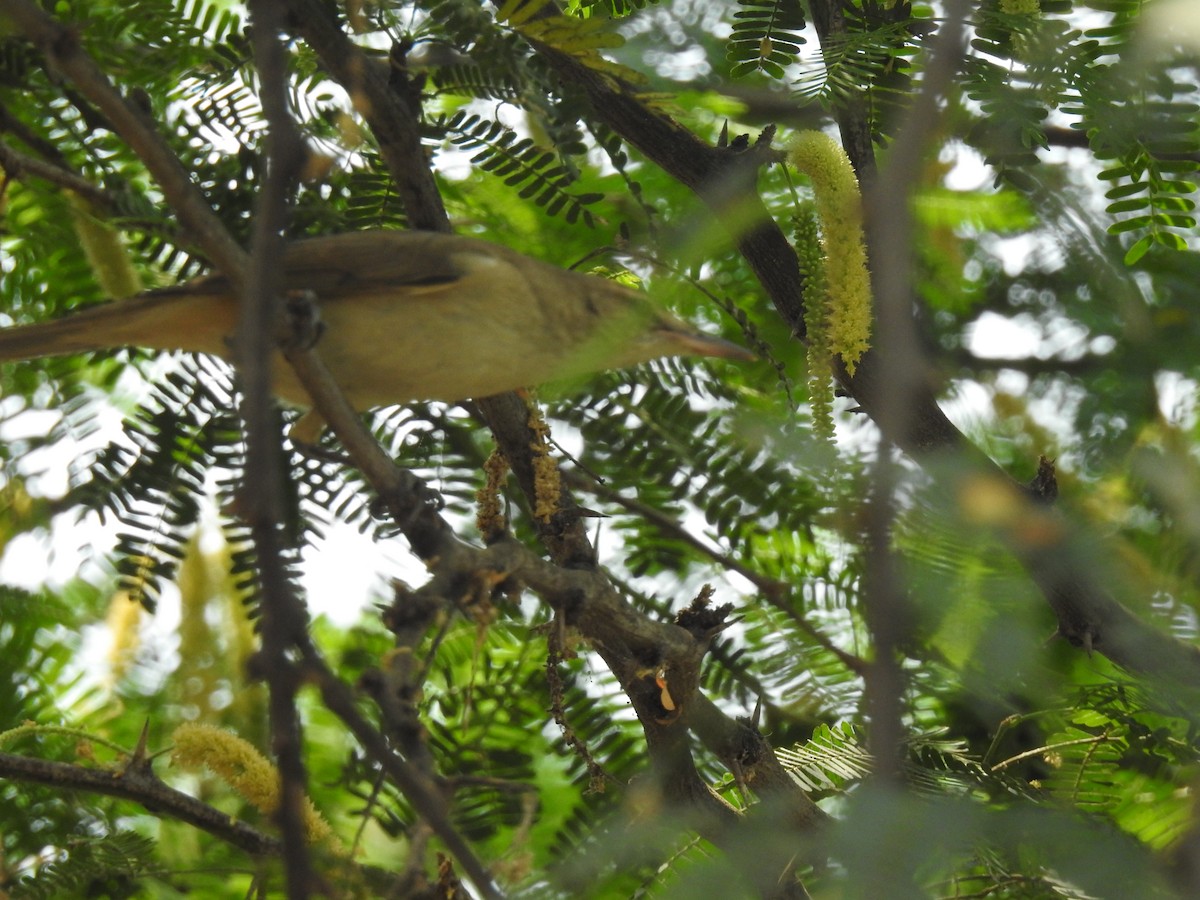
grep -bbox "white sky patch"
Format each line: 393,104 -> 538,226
300,526 -> 428,626
645,44 -> 712,80
942,145 -> 992,192
0,512 -> 115,592
0,382 -> 410,629
1156,371 -> 1199,430
966,312 -> 1044,359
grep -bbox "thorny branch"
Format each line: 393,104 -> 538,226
0,750 -> 282,857
243,1 -> 320,895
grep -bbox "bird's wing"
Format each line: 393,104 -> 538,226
287,231 -> 473,293
182,231 -> 476,300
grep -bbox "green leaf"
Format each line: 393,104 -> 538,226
1123,233 -> 1154,265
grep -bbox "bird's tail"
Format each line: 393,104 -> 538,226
0,289 -> 229,363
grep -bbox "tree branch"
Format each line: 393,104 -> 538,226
0,750 -> 281,857
282,0 -> 449,233
564,469 -> 867,675
244,2 -> 318,895
0,138 -> 114,210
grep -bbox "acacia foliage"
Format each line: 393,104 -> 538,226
0,0 -> 1199,898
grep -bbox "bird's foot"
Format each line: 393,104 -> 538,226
280,289 -> 326,351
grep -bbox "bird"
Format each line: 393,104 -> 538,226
0,230 -> 752,438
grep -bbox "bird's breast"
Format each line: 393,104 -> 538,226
279,279 -> 577,409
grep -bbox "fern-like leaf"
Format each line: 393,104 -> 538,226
728,0 -> 806,80
14,830 -> 160,900
434,111 -> 602,225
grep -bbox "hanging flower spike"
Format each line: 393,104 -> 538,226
793,208 -> 836,445
788,131 -> 873,375
172,723 -> 338,847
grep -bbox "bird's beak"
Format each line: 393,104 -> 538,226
659,325 -> 756,361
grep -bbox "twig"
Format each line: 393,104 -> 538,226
244,2 -> 317,896
283,0 -> 449,233
563,469 -> 867,675
0,139 -> 115,209
297,642 -> 505,900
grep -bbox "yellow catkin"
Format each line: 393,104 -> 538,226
220,539 -> 267,745
176,533 -> 219,715
788,131 -> 873,374
794,209 -> 835,445
171,723 -> 336,847
104,591 -> 143,684
67,193 -> 143,299
526,400 -> 561,522
476,449 -> 510,539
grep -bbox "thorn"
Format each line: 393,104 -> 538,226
126,720 -> 153,774
731,757 -> 750,805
